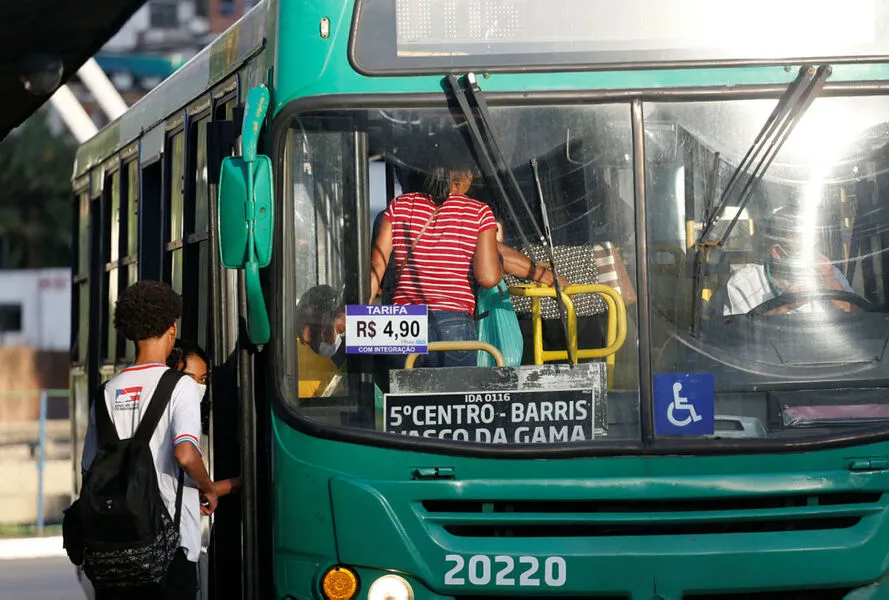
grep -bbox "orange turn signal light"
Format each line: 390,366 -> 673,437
322,565 -> 359,600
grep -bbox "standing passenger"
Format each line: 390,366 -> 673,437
81,281 -> 217,600
167,339 -> 241,496
368,168 -> 502,367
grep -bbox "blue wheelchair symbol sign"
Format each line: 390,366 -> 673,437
654,373 -> 714,435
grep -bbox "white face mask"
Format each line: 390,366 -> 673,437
196,383 -> 207,401
318,334 -> 342,358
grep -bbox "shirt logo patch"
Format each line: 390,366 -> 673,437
113,387 -> 143,411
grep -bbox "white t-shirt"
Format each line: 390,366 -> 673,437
81,363 -> 204,562
723,264 -> 855,315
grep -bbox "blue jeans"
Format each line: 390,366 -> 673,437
417,310 -> 477,368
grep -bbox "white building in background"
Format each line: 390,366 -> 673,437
0,269 -> 70,351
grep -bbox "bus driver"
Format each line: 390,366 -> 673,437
719,205 -> 860,316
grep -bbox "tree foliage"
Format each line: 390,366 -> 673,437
0,109 -> 77,268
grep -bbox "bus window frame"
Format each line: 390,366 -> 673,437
161,106 -> 217,352
121,158 -> 140,363
71,179 -> 91,370
269,87 -> 889,458
96,151 -> 141,369
100,166 -> 121,368
164,126 -> 187,303
140,158 -> 165,281
70,177 -> 92,494
182,110 -> 213,351
269,92 -> 646,458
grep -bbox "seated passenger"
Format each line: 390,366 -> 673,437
721,206 -> 859,315
295,285 -> 345,396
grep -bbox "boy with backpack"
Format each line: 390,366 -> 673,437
69,280 -> 217,599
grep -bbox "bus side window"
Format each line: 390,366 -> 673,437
164,129 -> 186,307
72,187 -> 90,367
140,160 -> 163,281
101,168 -> 121,368
182,115 -> 212,353
122,160 -> 139,362
71,184 -> 91,494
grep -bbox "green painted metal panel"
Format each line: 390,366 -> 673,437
273,413 -> 889,599
217,156 -> 249,269
273,0 -> 889,115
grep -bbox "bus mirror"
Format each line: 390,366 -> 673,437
217,84 -> 273,345
241,85 -> 269,163
218,155 -> 274,269
218,153 -> 274,345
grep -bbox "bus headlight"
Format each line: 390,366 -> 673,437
321,566 -> 359,600
367,574 -> 414,600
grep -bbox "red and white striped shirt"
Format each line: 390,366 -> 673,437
384,192 -> 497,314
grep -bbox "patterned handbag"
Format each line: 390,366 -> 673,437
503,244 -> 608,318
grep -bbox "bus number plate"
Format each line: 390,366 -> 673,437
444,554 -> 567,587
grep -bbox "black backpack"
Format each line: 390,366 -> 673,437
64,368 -> 187,589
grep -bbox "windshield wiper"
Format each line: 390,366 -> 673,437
690,152 -> 722,338
532,158 -> 576,364
446,73 -> 576,363
691,65 -> 831,335
446,73 -> 543,248
699,65 -> 831,245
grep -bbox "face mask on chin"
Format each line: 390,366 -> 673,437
318,334 -> 342,358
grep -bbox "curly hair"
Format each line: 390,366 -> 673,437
114,280 -> 182,342
166,339 -> 210,371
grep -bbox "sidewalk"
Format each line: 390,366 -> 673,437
0,556 -> 84,600
0,536 -> 66,559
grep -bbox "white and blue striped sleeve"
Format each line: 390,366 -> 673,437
170,377 -> 203,456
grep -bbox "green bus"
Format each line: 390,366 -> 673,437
72,0 -> 889,598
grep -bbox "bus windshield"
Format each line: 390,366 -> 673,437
278,102 -> 641,447
278,92 -> 889,449
647,94 -> 889,440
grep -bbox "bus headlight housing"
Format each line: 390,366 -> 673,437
367,574 -> 414,600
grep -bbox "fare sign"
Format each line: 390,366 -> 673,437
345,304 -> 428,355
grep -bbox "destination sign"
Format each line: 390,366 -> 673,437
353,0 -> 889,73
383,388 -> 595,444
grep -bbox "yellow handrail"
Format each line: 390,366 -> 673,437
508,284 -> 627,376
404,340 -> 506,369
